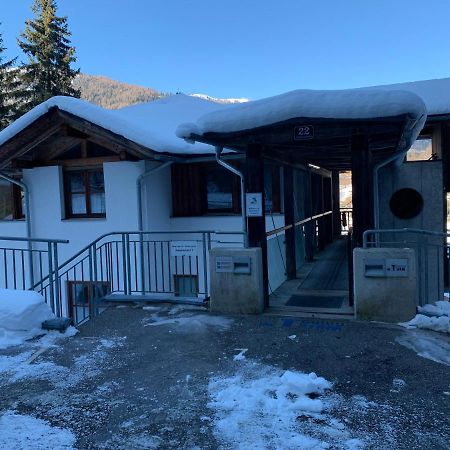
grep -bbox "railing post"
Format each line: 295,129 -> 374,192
47,242 -> 55,314
139,232 -> 145,295
53,243 -> 61,317
121,234 -> 128,295
126,234 -> 132,295
202,233 -> 209,297
92,241 -> 99,317
88,245 -> 94,318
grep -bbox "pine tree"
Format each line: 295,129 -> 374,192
18,0 -> 80,110
0,28 -> 22,129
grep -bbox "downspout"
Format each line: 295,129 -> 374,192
0,172 -> 34,284
215,146 -> 248,247
373,114 -> 426,231
137,161 -> 173,232
136,161 -> 172,295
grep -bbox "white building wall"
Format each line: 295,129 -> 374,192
18,161 -> 144,262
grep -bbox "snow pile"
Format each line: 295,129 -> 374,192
400,300 -> 450,334
0,411 -> 75,450
0,289 -> 55,349
208,361 -> 364,449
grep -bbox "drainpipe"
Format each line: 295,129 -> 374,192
0,172 -> 34,284
136,161 -> 172,295
215,146 -> 248,247
373,114 -> 426,231
137,161 -> 173,232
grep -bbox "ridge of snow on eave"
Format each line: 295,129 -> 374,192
365,77 -> 450,117
176,88 -> 427,142
0,94 -> 227,157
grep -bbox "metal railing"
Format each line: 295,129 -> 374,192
363,228 -> 449,306
340,208 -> 353,234
36,230 -> 245,325
0,235 -> 69,313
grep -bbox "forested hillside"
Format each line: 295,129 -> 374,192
73,74 -> 166,109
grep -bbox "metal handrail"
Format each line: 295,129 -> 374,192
266,211 -> 332,237
363,228 -> 450,248
0,236 -> 69,244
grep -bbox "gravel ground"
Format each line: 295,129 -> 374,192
1,304 -> 449,449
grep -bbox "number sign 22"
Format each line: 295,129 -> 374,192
294,125 -> 314,140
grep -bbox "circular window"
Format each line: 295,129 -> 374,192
389,188 -> 423,220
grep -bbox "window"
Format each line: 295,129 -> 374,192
171,162 -> 281,217
406,138 -> 434,162
64,169 -> 106,218
0,179 -> 24,220
206,165 -> 236,212
264,164 -> 281,213
67,281 -> 110,322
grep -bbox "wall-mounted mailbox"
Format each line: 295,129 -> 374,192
215,256 -> 251,274
364,257 -> 409,278
364,258 -> 386,277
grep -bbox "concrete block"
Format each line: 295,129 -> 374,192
354,247 -> 417,323
209,247 -> 264,314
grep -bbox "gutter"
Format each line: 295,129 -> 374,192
0,172 -> 34,284
215,146 -> 248,247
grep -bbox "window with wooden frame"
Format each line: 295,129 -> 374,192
264,163 -> 281,214
64,169 -> 106,218
0,179 -> 24,221
171,162 -> 281,217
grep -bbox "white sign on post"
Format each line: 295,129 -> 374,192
246,193 -> 263,217
170,241 -> 198,257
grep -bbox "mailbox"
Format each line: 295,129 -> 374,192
364,258 -> 386,277
215,256 -> 251,274
364,257 -> 408,278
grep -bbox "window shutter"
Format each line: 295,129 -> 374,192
171,163 -> 205,216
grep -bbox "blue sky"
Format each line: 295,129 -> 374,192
2,0 -> 450,100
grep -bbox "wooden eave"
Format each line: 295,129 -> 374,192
0,107 -> 176,170
187,113 -> 417,171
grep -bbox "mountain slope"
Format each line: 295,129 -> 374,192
73,74 -> 165,109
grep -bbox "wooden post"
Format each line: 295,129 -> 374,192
246,145 -> 269,305
315,174 -> 326,251
304,170 -> 315,262
331,170 -> 341,238
323,176 -> 333,245
283,165 -> 296,279
351,132 -> 373,247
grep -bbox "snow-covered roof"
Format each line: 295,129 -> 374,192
0,94 -> 228,156
176,88 -> 427,142
365,78 -> 450,116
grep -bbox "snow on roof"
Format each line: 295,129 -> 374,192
0,94 -> 227,156
366,78 -> 450,116
176,88 -> 427,142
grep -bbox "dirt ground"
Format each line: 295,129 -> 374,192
1,304 -> 449,449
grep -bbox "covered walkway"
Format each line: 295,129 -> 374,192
269,238 -> 354,317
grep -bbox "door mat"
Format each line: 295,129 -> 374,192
286,294 -> 345,309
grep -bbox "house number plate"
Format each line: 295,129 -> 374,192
294,125 -> 314,140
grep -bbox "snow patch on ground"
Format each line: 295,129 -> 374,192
208,360 -> 365,449
396,330 -> 450,366
0,289 -> 56,349
0,410 -> 75,449
142,307 -> 232,333
401,301 -> 450,334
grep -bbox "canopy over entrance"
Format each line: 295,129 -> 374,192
177,87 -> 428,305
177,88 -> 427,170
